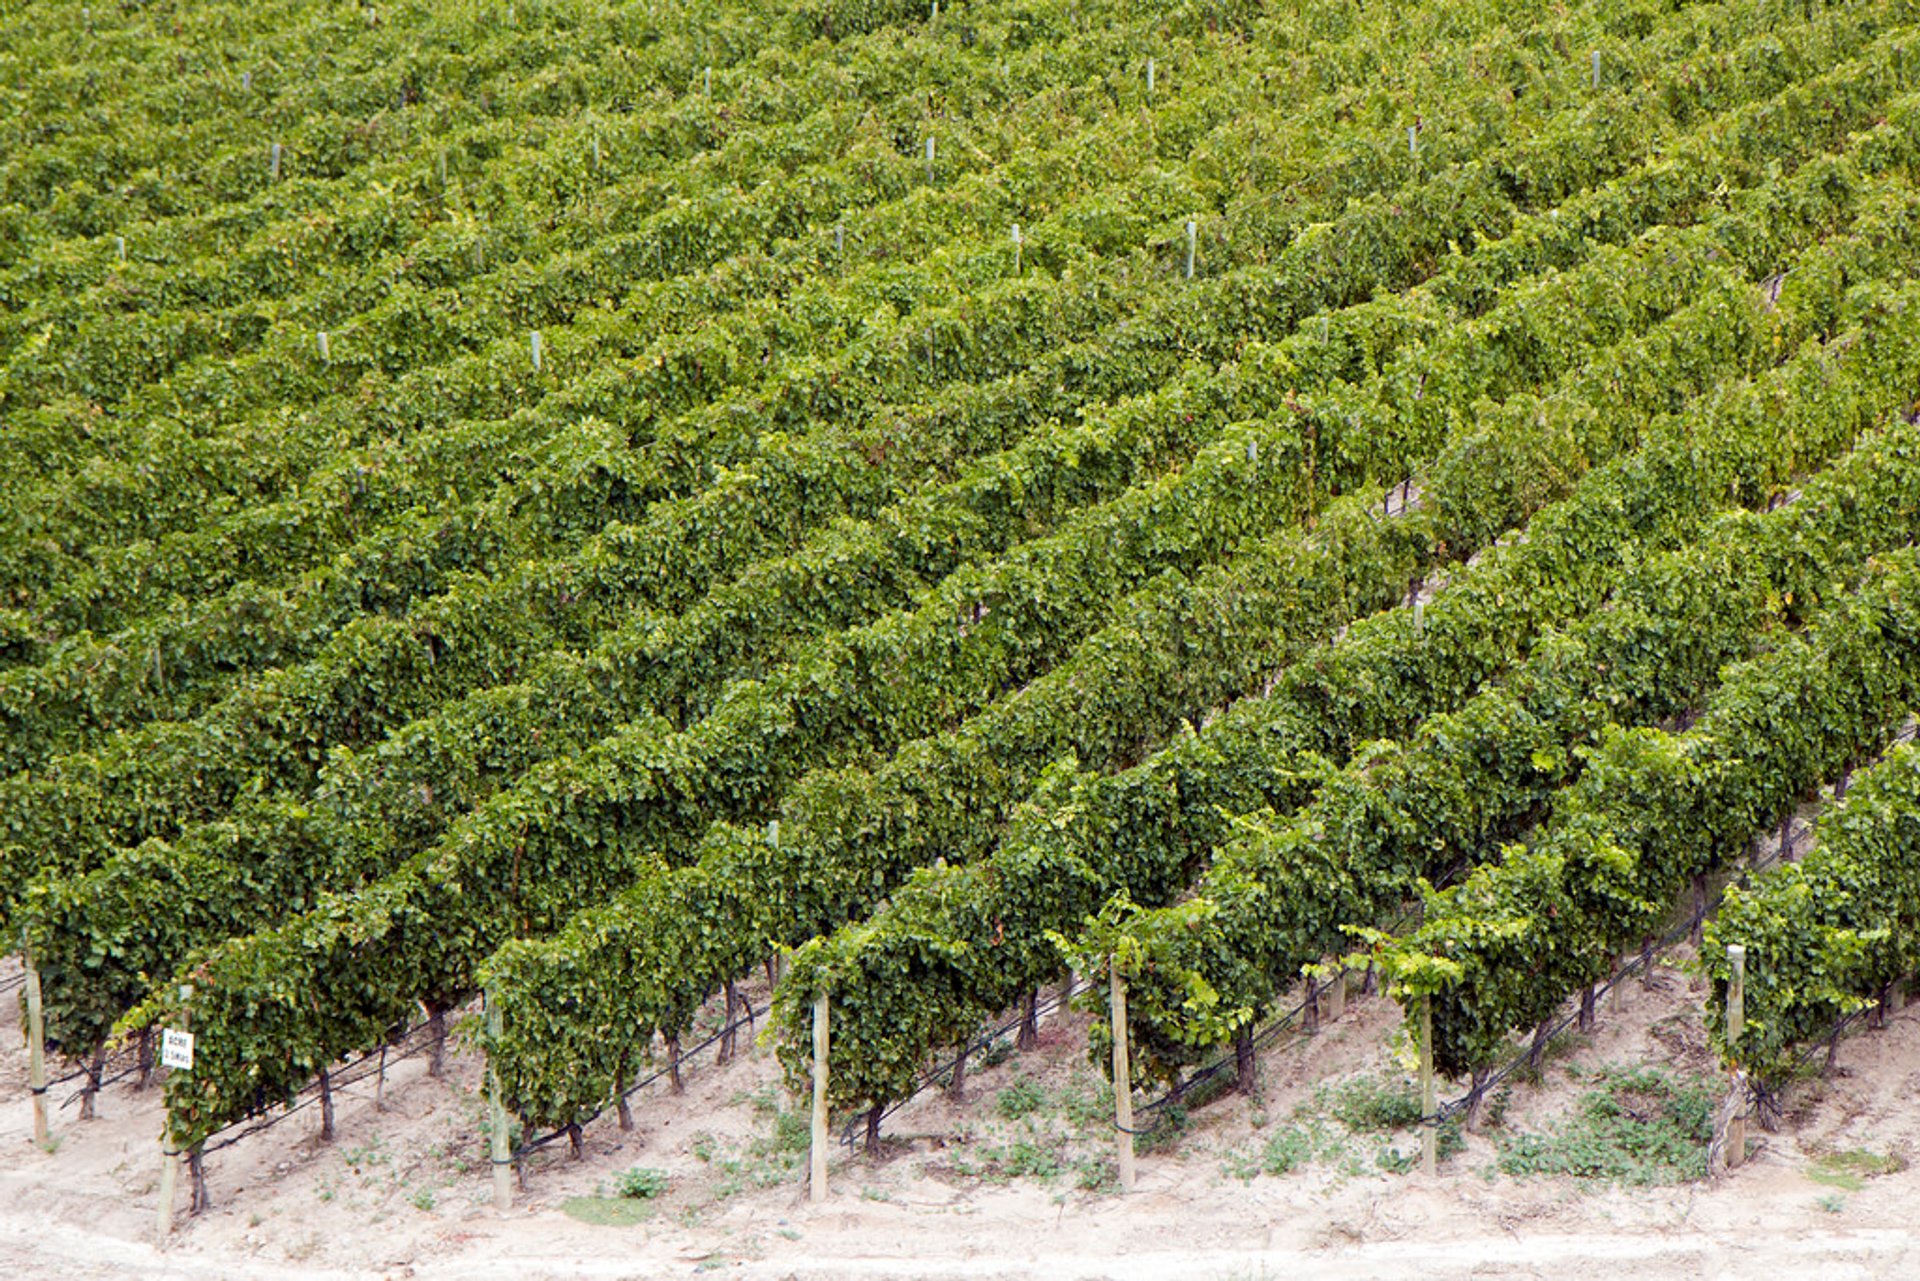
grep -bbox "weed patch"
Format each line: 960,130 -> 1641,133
1497,1066 -> 1714,1185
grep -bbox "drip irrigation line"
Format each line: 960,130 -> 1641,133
200,1013 -> 443,1156
47,1064 -> 91,1090
1132,986 -> 1317,1130
46,1039 -> 141,1095
1431,812 -> 1810,1125
1125,888 -> 1453,1132
839,979 -> 1089,1151
59,1060 -> 143,1110
1749,1002 -> 1884,1121
510,993 -> 761,1162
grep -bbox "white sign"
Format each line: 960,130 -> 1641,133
161,1029 -> 195,1072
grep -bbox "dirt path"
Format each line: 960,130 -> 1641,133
5,953 -> 1918,1279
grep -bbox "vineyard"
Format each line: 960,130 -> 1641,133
5,0 -> 1920,1270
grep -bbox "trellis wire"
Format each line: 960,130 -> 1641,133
1428,809 -> 1812,1128
839,979 -> 1090,1152
511,988 -> 761,1163
199,1013 -> 446,1156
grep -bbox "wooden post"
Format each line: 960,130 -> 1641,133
1111,961 -> 1136,1193
1591,50 -> 1601,89
530,330 -> 542,371
1017,990 -> 1039,1051
157,1136 -> 180,1239
1322,967 -> 1346,1023
1183,219 -> 1196,280
1727,945 -> 1747,1170
809,992 -> 829,1204
1146,57 -> 1155,94
1010,224 -> 1022,274
487,993 -> 512,1212
23,943 -> 48,1147
1419,995 -> 1437,1177
156,984 -> 192,1238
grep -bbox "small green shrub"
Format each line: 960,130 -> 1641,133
1073,1154 -> 1117,1192
996,1138 -> 1062,1181
1329,1076 -> 1422,1133
1061,1079 -> 1115,1130
615,1167 -> 670,1199
1136,1103 -> 1189,1155
1497,1067 -> 1714,1185
997,1079 -> 1045,1120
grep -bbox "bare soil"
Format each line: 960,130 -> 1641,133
4,941 -> 1918,1281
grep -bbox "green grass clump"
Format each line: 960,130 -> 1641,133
1806,1148 -> 1905,1192
560,1196 -> 655,1226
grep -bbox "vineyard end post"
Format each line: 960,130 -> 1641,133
1728,945 -> 1748,1169
1323,966 -> 1346,1023
156,984 -> 192,1239
487,992 -> 512,1212
23,939 -> 47,1147
809,991 -> 830,1204
1111,960 -> 1136,1192
1419,995 -> 1437,1177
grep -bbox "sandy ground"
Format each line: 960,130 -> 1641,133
4,924 -> 1919,1281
